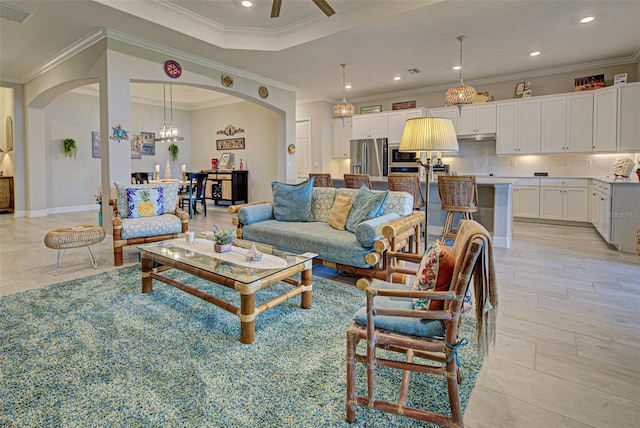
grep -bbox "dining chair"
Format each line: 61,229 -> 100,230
309,173 -> 333,188
180,172 -> 208,219
343,173 -> 372,190
131,172 -> 149,184
346,220 -> 497,427
438,175 -> 478,243
387,173 -> 425,211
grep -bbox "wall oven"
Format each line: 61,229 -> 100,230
388,145 -> 419,173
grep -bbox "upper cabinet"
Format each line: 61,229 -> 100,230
593,82 -> 640,152
496,99 -> 541,155
352,113 -> 388,139
457,104 -> 496,135
387,108 -> 427,145
333,118 -> 352,158
540,93 -> 593,153
426,106 -> 459,133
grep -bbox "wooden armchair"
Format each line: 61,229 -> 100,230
309,173 -> 333,188
346,220 -> 497,427
110,182 -> 189,266
344,173 -> 372,189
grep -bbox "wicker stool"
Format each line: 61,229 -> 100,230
438,175 -> 478,242
44,225 -> 106,275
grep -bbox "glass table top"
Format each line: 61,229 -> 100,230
138,239 -> 316,284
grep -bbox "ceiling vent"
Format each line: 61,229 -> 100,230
407,68 -> 422,75
0,4 -> 32,24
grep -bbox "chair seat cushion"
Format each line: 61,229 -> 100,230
121,214 -> 183,240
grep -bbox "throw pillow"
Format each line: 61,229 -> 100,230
328,195 -> 353,230
345,186 -> 389,232
412,241 -> 456,311
272,178 -> 314,222
126,187 -> 164,218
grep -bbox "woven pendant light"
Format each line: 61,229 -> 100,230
333,64 -> 355,124
445,36 -> 477,112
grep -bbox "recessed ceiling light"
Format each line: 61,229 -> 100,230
453,66 -> 461,71
345,85 -> 352,89
394,76 -> 401,81
580,16 -> 595,24
530,51 -> 541,57
241,1 -> 253,8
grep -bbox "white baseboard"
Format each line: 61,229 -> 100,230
48,204 -> 99,215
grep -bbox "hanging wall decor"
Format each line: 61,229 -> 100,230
91,131 -> 100,158
258,86 -> 269,99
164,60 -> 182,78
131,135 -> 142,159
287,144 -> 296,154
109,124 -> 129,142
216,124 -> 245,136
216,138 -> 245,150
221,75 -> 234,88
140,132 -> 156,155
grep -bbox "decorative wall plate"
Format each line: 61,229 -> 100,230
258,86 -> 269,99
222,75 -> 234,88
287,144 -> 296,154
164,60 -> 182,78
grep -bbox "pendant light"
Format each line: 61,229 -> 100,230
155,84 -> 184,142
445,36 -> 477,112
332,63 -> 355,125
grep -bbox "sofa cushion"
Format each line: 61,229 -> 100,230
345,186 -> 389,232
238,203 -> 274,225
272,178 -> 314,222
383,191 -> 414,216
412,241 -> 456,311
126,187 -> 164,218
328,195 -> 353,230
312,187 -> 337,222
115,182 -> 179,217
120,214 -> 183,240
355,213 -> 401,248
242,220 -> 374,268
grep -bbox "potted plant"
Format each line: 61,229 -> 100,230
63,138 -> 78,159
168,143 -> 179,161
213,224 -> 234,253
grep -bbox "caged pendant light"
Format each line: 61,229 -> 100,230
445,36 -> 477,113
332,63 -> 355,125
155,84 -> 184,142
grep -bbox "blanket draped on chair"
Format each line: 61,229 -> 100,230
452,220 -> 498,359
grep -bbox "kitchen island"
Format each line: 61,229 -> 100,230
332,176 -> 516,248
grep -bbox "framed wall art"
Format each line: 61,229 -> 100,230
131,135 -> 142,159
216,137 -> 245,150
360,105 -> 382,114
91,131 -> 100,158
574,74 -> 605,92
140,132 -> 155,155
392,100 -> 416,110
219,152 -> 233,169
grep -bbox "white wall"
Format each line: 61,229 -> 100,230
191,101 -> 278,202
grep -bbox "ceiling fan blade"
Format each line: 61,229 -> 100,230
312,0 -> 335,17
271,0 -> 282,18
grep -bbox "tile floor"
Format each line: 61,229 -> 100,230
1,204 -> 639,427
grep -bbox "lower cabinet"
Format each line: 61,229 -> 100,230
513,185 -> 540,218
539,179 -> 589,222
591,181 -> 612,243
204,170 -> 249,205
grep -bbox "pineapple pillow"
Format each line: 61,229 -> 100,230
126,187 -> 164,218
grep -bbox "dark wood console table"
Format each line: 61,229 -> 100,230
204,170 -> 248,206
0,176 -> 15,213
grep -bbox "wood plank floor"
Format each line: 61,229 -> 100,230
1,205 -> 639,427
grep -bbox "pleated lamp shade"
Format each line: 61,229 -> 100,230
399,117 -> 459,154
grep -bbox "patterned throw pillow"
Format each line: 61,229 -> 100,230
328,195 -> 354,230
412,241 -> 456,311
345,186 -> 389,232
126,187 -> 164,219
272,178 -> 315,222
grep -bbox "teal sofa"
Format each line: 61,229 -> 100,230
229,187 -> 425,280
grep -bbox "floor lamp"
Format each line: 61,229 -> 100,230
399,117 -> 459,244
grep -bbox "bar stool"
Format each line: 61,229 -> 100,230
309,173 -> 333,188
344,173 -> 372,189
438,175 -> 478,242
387,173 -> 425,211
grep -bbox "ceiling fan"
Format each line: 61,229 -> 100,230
271,0 -> 336,18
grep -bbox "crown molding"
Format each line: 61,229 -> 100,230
296,97 -> 335,105
350,55 -> 640,103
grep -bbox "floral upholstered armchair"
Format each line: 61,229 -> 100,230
109,181 -> 189,266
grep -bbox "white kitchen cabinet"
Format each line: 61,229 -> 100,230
539,179 -> 589,222
427,106 -> 459,133
457,104 -> 496,135
387,108 -> 427,145
332,118 -> 352,158
513,185 -> 540,218
351,113 -> 388,139
496,99 -> 541,155
618,82 -> 640,152
541,93 -> 593,153
592,86 -> 617,152
590,180 -> 612,242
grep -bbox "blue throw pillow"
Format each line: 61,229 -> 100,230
272,178 -> 315,222
126,187 -> 164,218
345,186 -> 389,232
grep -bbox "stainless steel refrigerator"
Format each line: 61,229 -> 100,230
349,138 -> 388,177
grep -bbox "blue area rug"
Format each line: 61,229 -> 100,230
0,266 -> 482,427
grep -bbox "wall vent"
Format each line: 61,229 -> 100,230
407,68 -> 422,75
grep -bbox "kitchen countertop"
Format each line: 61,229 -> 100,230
363,175 -> 640,185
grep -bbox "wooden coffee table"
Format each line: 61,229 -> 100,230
138,238 -> 317,344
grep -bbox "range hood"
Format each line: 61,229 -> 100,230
457,133 -> 496,143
